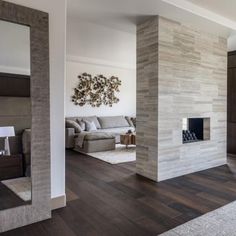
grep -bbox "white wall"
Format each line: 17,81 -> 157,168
0,20 -> 30,75
7,0 -> 66,200
67,62 -> 136,116
66,18 -> 136,117
228,34 -> 236,52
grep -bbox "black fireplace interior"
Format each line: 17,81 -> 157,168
183,118 -> 204,143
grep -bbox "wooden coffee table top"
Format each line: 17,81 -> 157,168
120,133 -> 136,147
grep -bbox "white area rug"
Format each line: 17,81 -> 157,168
159,201 -> 236,236
88,144 -> 136,164
2,177 -> 31,202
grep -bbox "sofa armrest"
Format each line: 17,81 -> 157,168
65,128 -> 75,149
22,129 -> 31,166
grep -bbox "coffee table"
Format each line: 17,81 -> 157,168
120,133 -> 136,148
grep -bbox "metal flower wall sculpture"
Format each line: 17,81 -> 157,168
72,73 -> 122,107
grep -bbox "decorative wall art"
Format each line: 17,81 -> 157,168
72,73 -> 122,107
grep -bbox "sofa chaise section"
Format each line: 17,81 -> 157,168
74,132 -> 116,153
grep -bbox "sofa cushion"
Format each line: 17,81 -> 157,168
66,120 -> 83,133
77,116 -> 101,129
84,120 -> 97,132
98,116 -> 130,129
84,132 -> 115,141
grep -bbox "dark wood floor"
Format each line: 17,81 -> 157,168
0,182 -> 27,211
2,151 -> 236,236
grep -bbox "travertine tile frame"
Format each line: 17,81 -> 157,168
0,0 -> 51,232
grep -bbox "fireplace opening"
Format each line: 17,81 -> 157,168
182,118 -> 210,144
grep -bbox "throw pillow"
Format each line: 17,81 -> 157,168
125,116 -> 134,127
66,120 -> 83,133
131,117 -> 136,128
83,120 -> 97,131
83,116 -> 101,129
77,119 -> 86,131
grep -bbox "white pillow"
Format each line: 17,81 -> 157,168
83,120 -> 97,131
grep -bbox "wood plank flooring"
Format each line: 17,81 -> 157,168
1,150 -> 236,236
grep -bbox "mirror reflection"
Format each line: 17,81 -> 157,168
0,20 -> 31,210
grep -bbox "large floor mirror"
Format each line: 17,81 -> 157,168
0,19 -> 32,211
0,1 -> 51,233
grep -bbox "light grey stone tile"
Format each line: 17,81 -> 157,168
137,15 -> 227,182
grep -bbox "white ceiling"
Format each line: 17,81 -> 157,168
186,0 -> 236,22
67,0 -> 236,36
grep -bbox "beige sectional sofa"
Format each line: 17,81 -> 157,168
65,116 -> 135,153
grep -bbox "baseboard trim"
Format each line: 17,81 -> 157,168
51,195 -> 66,210
228,153 -> 236,158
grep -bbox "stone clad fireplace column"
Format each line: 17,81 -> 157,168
136,17 -> 159,181
136,16 -> 227,182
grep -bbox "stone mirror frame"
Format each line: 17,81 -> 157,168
0,1 -> 51,232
